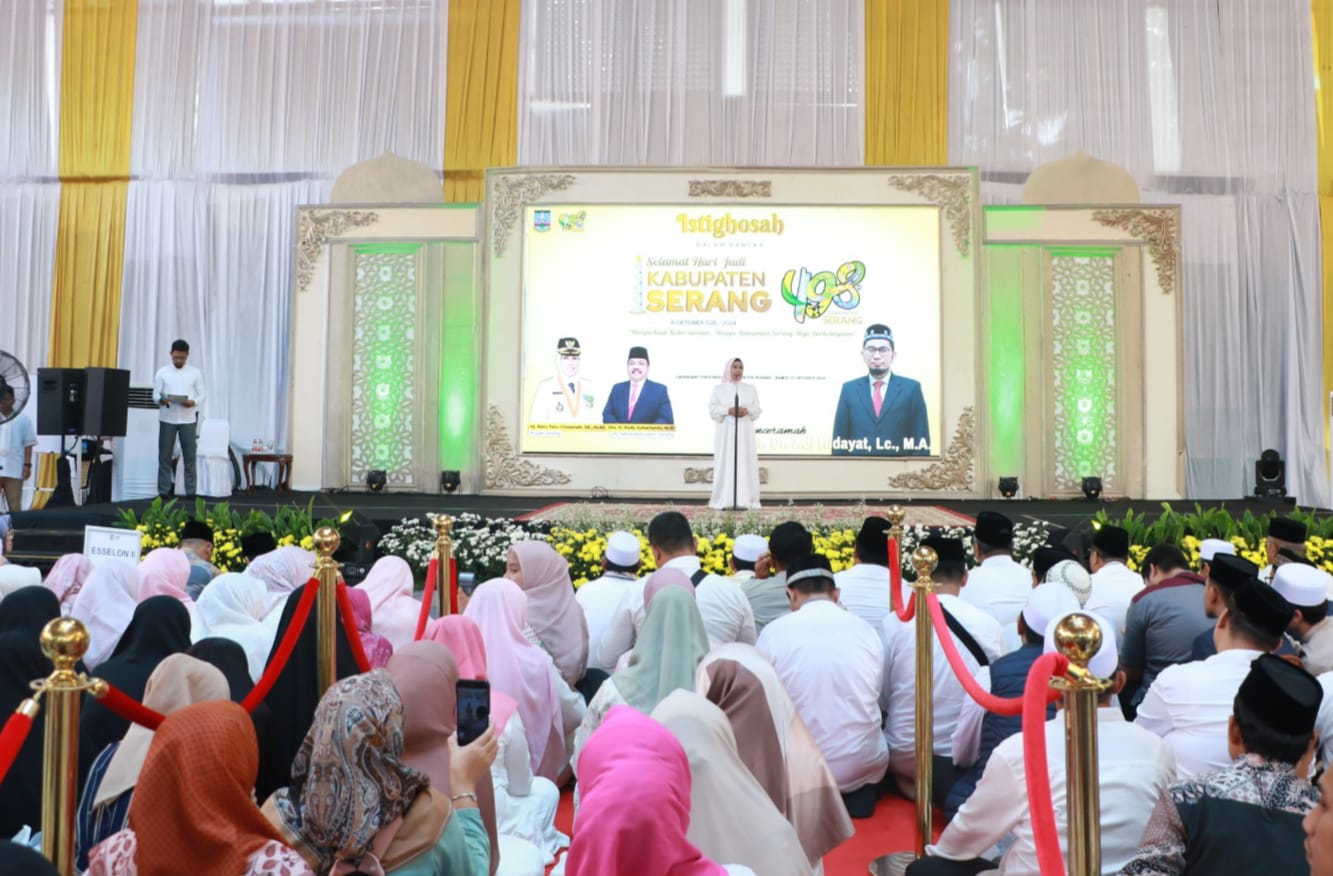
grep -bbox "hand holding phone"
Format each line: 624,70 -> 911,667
456,679 -> 491,746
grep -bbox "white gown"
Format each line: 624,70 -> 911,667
708,381 -> 762,509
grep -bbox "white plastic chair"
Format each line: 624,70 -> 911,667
176,418 -> 233,497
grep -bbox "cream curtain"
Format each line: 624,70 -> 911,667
115,0 -> 448,497
517,0 -> 865,166
950,0 -> 1328,506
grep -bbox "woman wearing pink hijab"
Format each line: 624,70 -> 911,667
344,587 -> 394,669
463,579 -> 585,782
352,556 -> 422,649
137,548 -> 193,607
566,705 -> 755,876
427,616 -> 567,865
505,540 -> 588,688
44,553 -> 94,614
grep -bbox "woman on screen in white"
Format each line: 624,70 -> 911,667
708,358 -> 761,510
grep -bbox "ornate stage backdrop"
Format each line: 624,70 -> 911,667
286,166 -> 1181,500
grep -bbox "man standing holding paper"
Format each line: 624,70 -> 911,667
154,339 -> 206,498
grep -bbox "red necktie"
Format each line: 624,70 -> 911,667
873,380 -> 884,417
627,383 -> 640,420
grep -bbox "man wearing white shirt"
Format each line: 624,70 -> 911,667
1085,524 -> 1144,645
834,516 -> 905,631
1273,563 -> 1333,675
959,511 -> 1032,652
1136,575 -> 1294,778
880,537 -> 1006,803
576,529 -> 642,673
758,553 -> 888,817
0,382 -> 36,512
911,611 -> 1175,876
153,339 -> 206,497
727,532 -> 766,583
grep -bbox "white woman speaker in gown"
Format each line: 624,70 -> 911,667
708,358 -> 762,509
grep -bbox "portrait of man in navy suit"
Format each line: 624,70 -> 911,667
831,324 -> 930,456
602,346 -> 675,425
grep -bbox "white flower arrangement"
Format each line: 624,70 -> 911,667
378,513 -> 546,579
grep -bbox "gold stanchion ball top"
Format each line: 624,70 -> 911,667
910,545 -> 938,576
312,526 -> 341,557
433,515 -> 453,537
1053,612 -> 1104,667
886,505 -> 906,527
40,617 -> 90,664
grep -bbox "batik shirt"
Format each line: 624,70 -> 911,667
1120,753 -> 1318,876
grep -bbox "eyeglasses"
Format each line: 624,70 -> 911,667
863,345 -> 893,355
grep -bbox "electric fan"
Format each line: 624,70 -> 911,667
0,351 -> 30,425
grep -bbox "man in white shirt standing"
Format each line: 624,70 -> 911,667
1085,524 -> 1144,645
911,611 -> 1175,876
153,339 -> 206,498
758,552 -> 888,818
1273,563 -> 1333,675
880,536 -> 1006,804
834,516 -> 897,630
0,381 -> 36,512
577,529 -> 643,673
959,511 -> 1032,652
1136,575 -> 1294,778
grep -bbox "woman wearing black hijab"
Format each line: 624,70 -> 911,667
0,587 -> 62,638
77,596 -> 191,777
253,586 -> 360,801
0,589 -> 61,838
187,637 -> 286,796
0,840 -> 57,874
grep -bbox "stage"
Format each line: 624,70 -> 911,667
5,489 -> 1319,573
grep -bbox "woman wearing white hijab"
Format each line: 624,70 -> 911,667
353,555 -> 423,649
652,690 -> 812,876
192,573 -> 278,681
245,546 -> 316,619
70,563 -> 141,669
0,563 -> 41,600
707,357 -> 761,509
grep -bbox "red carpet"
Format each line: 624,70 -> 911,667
551,787 -> 932,875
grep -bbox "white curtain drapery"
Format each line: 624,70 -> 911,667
950,0 -> 1328,506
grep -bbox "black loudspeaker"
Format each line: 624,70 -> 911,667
82,367 -> 131,437
36,368 -> 85,436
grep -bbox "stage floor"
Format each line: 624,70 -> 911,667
6,488 -> 1320,571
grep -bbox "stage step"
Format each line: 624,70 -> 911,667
8,528 -> 86,575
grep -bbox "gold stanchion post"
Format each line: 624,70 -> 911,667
1052,612 -> 1112,876
312,526 -> 341,699
38,617 -> 95,875
910,544 -> 939,858
887,504 -> 906,552
434,514 -> 454,618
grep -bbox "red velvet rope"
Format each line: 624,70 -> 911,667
0,708 -> 35,785
242,577 -> 319,712
99,683 -> 165,730
337,580 -> 371,673
415,557 -> 439,641
925,592 -> 1061,715
1023,652 -> 1070,876
449,557 -> 459,615
887,535 -> 915,622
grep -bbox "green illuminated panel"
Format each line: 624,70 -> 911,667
439,242 -> 479,473
986,247 -> 1030,481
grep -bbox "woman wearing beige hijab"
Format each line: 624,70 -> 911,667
696,643 -> 852,869
651,690 -> 811,876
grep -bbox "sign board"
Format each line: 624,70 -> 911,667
83,525 -> 143,568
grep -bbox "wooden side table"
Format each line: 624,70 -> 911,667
243,452 -> 293,492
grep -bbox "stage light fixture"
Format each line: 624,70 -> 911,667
998,477 -> 1019,499
1081,477 -> 1103,501
1254,449 -> 1287,500
441,470 -> 461,493
365,470 -> 387,493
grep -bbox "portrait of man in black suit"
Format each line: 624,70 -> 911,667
831,324 -> 929,456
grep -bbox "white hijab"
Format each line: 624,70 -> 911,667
192,573 -> 278,681
70,562 -> 141,668
0,564 -> 42,600
651,690 -> 812,876
245,546 -> 316,619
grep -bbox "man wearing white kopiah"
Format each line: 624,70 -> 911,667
1135,575 -> 1294,778
1084,524 -> 1144,645
909,612 -> 1175,876
154,339 -> 206,498
758,553 -> 887,819
727,534 -> 767,583
958,511 -> 1032,652
880,537 -> 1005,805
576,530 -> 643,673
1272,563 -> 1333,675
708,357 -> 761,509
1198,537 -> 1235,582
529,336 -> 599,423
